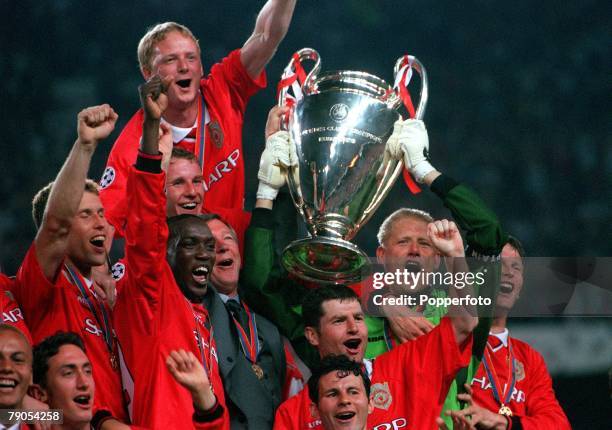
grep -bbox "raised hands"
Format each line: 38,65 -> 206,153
427,219 -> 465,258
166,349 -> 216,412
138,74 -> 173,120
77,104 -> 118,147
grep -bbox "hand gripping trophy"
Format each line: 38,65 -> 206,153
277,48 -> 428,284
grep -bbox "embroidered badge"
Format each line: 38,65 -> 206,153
100,167 -> 116,189
209,121 -> 224,148
515,359 -> 525,382
111,262 -> 125,281
371,382 -> 393,410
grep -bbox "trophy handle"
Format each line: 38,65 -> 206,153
392,55 -> 428,119
277,48 -> 321,108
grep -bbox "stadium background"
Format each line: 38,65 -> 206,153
1,1 -> 610,427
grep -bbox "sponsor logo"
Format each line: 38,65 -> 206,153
100,167 -> 116,189
329,103 -> 349,123
2,308 -> 24,324
471,376 -> 526,403
373,418 -> 407,430
204,149 -> 240,191
84,318 -> 104,337
371,381 -> 393,410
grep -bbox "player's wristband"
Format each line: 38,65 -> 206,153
410,160 -> 435,183
135,150 -> 163,173
256,182 -> 280,201
193,397 -> 224,423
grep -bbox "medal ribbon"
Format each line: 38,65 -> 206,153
194,94 -> 207,172
393,55 -> 421,194
482,338 -> 516,409
191,303 -> 214,379
229,301 -> 261,363
277,52 -> 307,105
382,318 -> 397,351
64,265 -> 114,354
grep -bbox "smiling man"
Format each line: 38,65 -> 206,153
100,1 -> 296,242
308,355 -> 372,430
112,75 -> 226,429
30,333 -> 94,430
201,214 -> 286,429
11,105 -> 127,423
0,325 -> 32,415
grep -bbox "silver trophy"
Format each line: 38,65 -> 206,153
278,48 -> 428,284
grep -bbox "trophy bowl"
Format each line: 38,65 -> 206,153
279,48 -> 428,284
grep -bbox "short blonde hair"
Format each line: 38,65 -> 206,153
137,22 -> 200,74
377,208 -> 433,246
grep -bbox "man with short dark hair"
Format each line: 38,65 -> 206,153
308,355 -> 372,430
0,324 -> 32,413
30,332 -> 94,430
113,75 -> 225,429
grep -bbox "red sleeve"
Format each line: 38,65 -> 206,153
12,244 -> 57,330
99,110 -> 145,237
122,164 -> 168,317
402,317 -> 473,382
206,49 -> 266,115
0,275 -> 32,344
519,345 -> 571,430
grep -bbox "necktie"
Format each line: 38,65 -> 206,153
226,299 -> 249,331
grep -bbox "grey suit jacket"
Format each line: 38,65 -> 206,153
204,286 -> 286,430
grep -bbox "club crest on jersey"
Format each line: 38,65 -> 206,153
515,359 -> 525,381
371,381 -> 393,410
100,167 -> 116,189
111,262 -> 126,281
209,121 -> 224,148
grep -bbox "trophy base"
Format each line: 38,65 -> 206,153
281,237 -> 371,285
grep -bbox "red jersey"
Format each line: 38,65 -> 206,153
470,332 -> 570,429
113,164 -> 227,429
0,274 -> 32,343
99,49 -> 265,245
12,247 -> 126,421
274,317 -> 472,430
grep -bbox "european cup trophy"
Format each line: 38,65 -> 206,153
278,48 -> 428,284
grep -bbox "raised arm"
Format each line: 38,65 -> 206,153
240,0 -> 297,79
36,105 -> 117,280
427,220 -> 478,345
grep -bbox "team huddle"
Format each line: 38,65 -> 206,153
0,1 -> 572,429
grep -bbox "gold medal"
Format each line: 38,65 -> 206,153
251,363 -> 264,380
498,404 -> 513,417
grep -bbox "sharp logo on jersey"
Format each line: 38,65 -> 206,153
371,382 -> 393,410
84,318 -> 104,337
111,262 -> 125,281
192,329 -> 219,364
100,167 -> 116,189
2,308 -> 24,324
373,418 -> 407,430
204,149 -> 240,191
307,420 -> 322,428
471,376 -> 526,403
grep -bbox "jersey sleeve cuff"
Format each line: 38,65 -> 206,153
135,150 -> 163,173
251,207 -> 275,230
193,397 -> 224,422
429,174 -> 459,199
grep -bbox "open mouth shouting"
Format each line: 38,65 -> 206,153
334,410 -> 357,424
73,393 -> 92,409
179,201 -> 199,212
343,338 -> 362,357
192,265 -> 210,286
89,235 -> 106,252
175,78 -> 192,89
0,378 -> 18,392
499,281 -> 514,294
